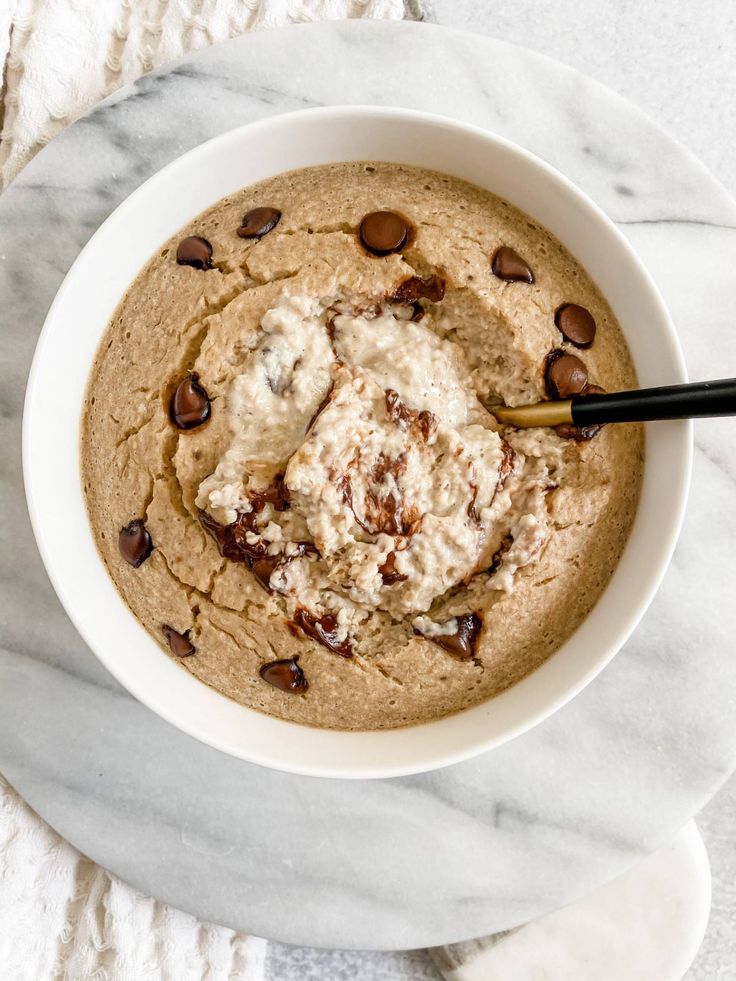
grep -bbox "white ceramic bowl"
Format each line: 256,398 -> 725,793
23,106 -> 691,779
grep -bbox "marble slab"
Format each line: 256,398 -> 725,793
1,21 -> 736,951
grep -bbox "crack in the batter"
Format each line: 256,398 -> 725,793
149,436 -> 236,605
204,557 -> 227,594
362,657 -> 405,687
187,592 -> 206,621
172,271 -> 255,353
115,411 -> 156,449
337,648 -> 403,686
208,260 -> 231,276
153,544 -> 197,601
139,473 -> 155,519
238,222 -> 385,283
399,250 -> 445,283
254,632 -> 282,661
240,260 -> 301,288
550,518 -> 597,532
279,222 -> 356,238
156,429 -> 192,516
202,613 -> 249,649
413,210 -> 490,253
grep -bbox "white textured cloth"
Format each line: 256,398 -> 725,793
0,773 -> 267,979
0,0 -> 409,189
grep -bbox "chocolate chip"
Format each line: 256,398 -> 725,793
385,389 -> 437,442
497,440 -> 516,490
200,496 -> 317,583
251,554 -> 281,591
488,535 -> 512,575
340,449 -> 417,538
248,474 -> 289,512
467,482 -> 480,525
403,510 -> 423,538
170,373 -> 211,430
491,246 -> 535,283
199,508 -> 262,564
359,211 -> 409,256
176,236 -> 213,269
379,550 -> 408,586
260,655 -> 308,693
390,273 -> 446,304
162,625 -> 195,657
257,543 -> 317,593
118,519 -> 153,567
545,350 -> 589,399
237,207 -> 281,239
555,303 -> 596,348
555,384 -> 605,441
342,453 -> 412,535
292,608 -> 353,657
416,613 -> 481,659
307,382 -> 336,432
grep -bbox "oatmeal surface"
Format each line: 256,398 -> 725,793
82,162 -> 643,730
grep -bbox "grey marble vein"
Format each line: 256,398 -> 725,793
1,20 -> 736,951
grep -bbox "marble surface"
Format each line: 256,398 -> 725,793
2,19 -> 736,953
430,0 -> 736,198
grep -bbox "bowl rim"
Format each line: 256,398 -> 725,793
22,104 -> 692,778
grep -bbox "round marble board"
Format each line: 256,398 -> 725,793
1,20 -> 736,952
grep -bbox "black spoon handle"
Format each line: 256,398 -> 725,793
572,377 -> 736,425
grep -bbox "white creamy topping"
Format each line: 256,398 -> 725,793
490,510 -> 548,593
332,307 -> 482,427
196,294 -> 334,524
412,615 -> 459,637
284,364 -> 508,617
197,291 -> 562,630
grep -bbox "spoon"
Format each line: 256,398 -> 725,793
490,378 -> 736,429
